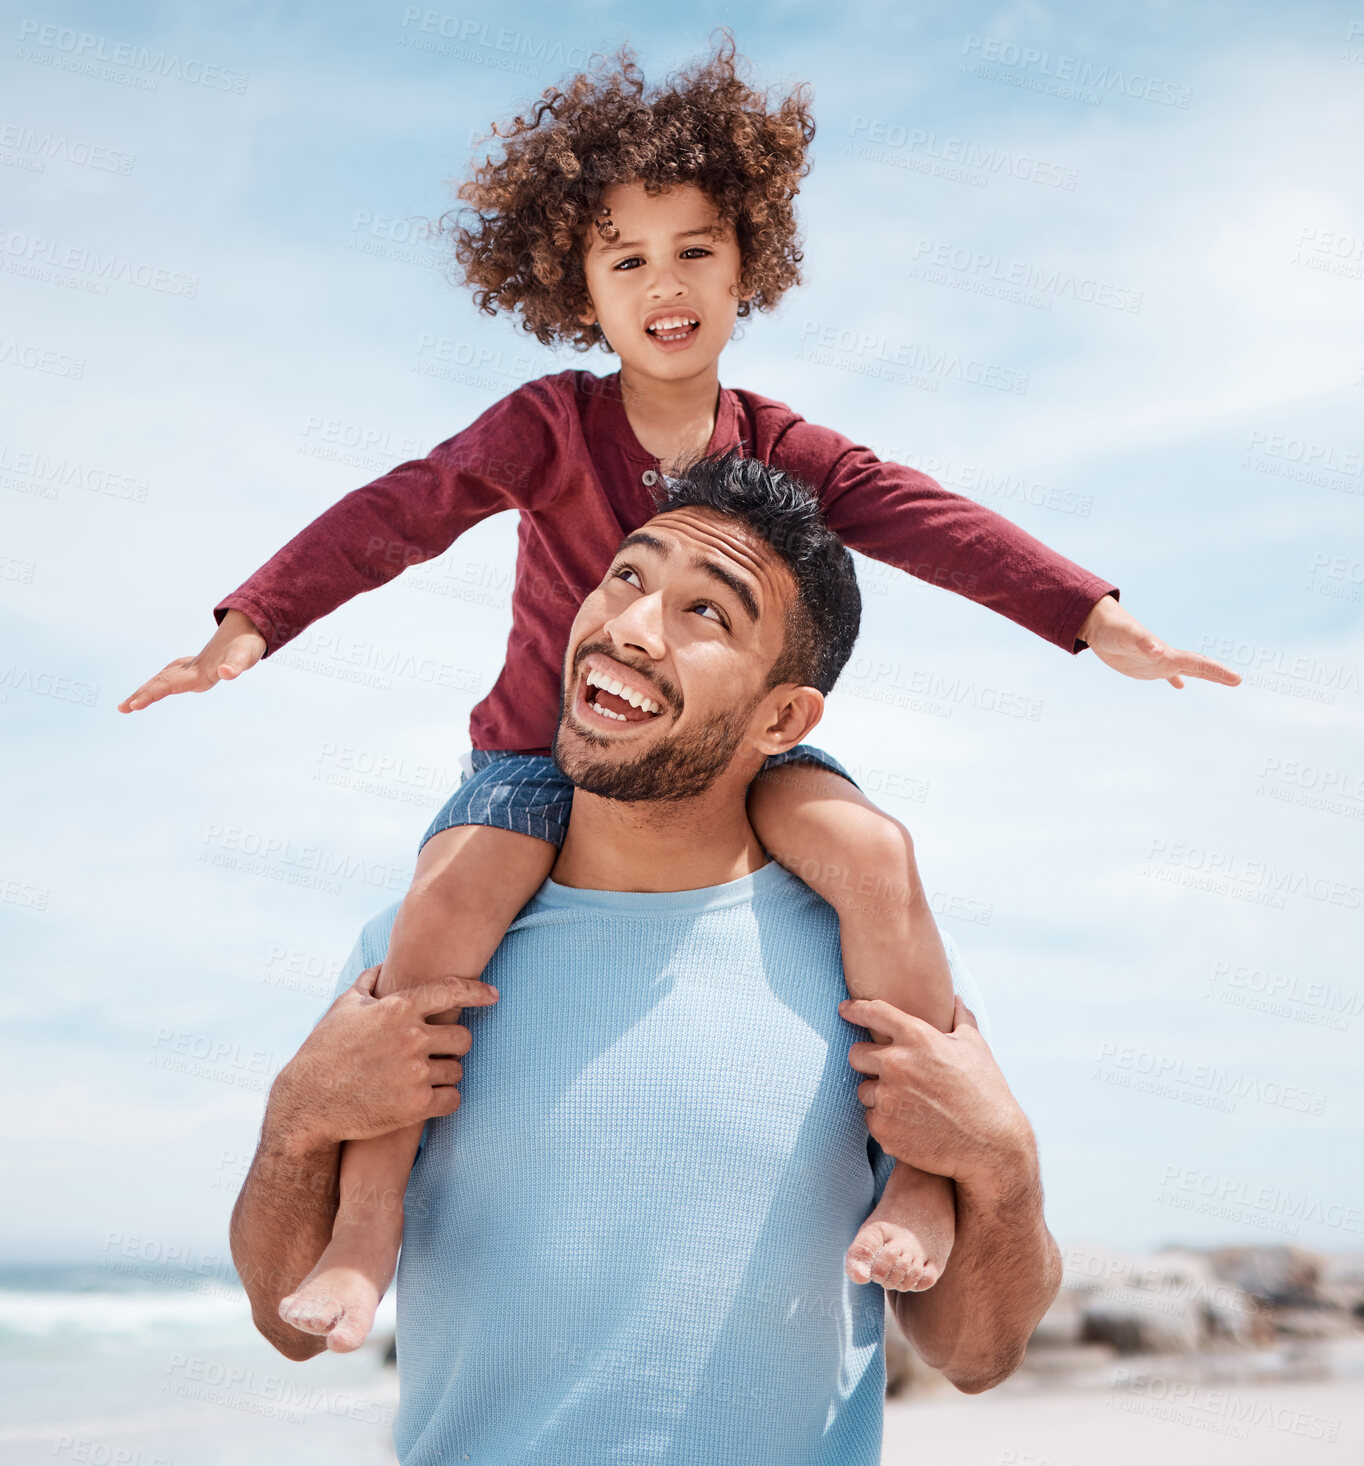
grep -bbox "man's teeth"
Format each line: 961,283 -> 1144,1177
585,669 -> 662,714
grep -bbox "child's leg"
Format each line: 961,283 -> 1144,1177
748,760 -> 957,1293
278,823 -> 556,1352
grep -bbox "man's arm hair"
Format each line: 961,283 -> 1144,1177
892,1147 -> 1062,1392
229,1116 -> 342,1361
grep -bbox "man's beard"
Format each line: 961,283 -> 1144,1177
553,649 -> 762,803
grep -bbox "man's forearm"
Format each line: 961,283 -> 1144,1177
229,1117 -> 342,1361
892,1149 -> 1062,1393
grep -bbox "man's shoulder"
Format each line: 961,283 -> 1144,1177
331,902 -> 402,1000
358,901 -> 402,961
751,866 -> 993,1040
331,886 -> 551,1002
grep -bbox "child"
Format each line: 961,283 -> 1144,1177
121,32 -> 1238,1353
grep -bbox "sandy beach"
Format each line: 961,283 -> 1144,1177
884,1380 -> 1364,1465
6,1344 -> 1361,1465
884,1348 -> 1364,1464
5,1249 -> 1363,1464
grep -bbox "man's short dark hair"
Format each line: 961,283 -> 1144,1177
653,448 -> 861,695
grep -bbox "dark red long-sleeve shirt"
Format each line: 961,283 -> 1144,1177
216,369 -> 1117,753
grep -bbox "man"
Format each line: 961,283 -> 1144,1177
230,454 -> 1063,1463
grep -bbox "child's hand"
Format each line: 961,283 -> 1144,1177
1078,595 -> 1241,689
118,609 -> 267,712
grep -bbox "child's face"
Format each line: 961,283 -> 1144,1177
577,180 -> 748,378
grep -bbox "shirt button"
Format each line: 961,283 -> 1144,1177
641,469 -> 659,487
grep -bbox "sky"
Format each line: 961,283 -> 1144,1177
1,0 -> 1362,1267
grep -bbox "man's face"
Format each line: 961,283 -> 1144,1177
553,508 -> 798,802
577,180 -> 748,377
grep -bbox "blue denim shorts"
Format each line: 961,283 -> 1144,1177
419,744 -> 859,853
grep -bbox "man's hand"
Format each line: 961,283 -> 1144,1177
118,608 -> 267,712
269,965 -> 500,1153
230,966 -> 498,1361
841,995 -> 1033,1187
842,995 -> 1062,1392
1077,593 -> 1241,689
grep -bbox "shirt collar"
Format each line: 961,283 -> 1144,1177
601,370 -> 740,465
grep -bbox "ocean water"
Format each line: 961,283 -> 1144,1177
0,1266 -> 399,1465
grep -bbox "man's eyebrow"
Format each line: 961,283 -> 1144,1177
613,531 -> 760,625
616,530 -> 672,558
692,556 -> 759,624
597,226 -> 721,255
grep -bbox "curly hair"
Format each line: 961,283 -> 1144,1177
438,27 -> 816,352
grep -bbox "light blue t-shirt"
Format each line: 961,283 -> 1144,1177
334,859 -> 990,1465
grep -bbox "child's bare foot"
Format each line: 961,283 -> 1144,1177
278,1221 -> 399,1352
845,1162 -> 955,1292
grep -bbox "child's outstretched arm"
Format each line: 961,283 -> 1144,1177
747,760 -> 959,1295
118,384 -> 559,714
1077,592 -> 1241,688
771,420 -> 1241,688
118,608 -> 266,712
